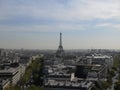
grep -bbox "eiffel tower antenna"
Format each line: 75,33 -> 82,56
60,32 -> 62,47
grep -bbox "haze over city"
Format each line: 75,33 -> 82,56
0,0 -> 120,49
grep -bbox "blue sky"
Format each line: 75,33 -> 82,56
0,0 -> 120,49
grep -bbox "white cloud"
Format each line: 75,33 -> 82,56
76,0 -> 120,19
27,0 -> 120,20
96,22 -> 120,30
0,0 -> 120,21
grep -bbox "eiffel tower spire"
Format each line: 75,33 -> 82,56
56,32 -> 64,57
60,32 -> 62,47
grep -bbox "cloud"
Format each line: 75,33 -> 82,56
0,23 -> 84,32
0,0 -> 120,32
96,22 -> 120,30
0,0 -> 120,21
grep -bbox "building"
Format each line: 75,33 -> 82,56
85,54 -> 113,70
0,63 -> 25,90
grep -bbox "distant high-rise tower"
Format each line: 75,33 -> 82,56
56,32 -> 64,57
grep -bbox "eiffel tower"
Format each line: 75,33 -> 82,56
56,32 -> 64,57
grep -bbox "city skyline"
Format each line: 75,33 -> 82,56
0,0 -> 120,49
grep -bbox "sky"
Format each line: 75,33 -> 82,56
0,0 -> 120,49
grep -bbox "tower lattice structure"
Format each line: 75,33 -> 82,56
56,32 -> 64,57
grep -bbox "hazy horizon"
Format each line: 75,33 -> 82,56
0,0 -> 120,49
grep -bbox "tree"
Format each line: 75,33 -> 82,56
114,82 -> 120,90
4,85 -> 21,90
27,85 -> 43,90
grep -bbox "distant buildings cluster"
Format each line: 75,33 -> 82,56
44,53 -> 113,90
0,33 -> 116,90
